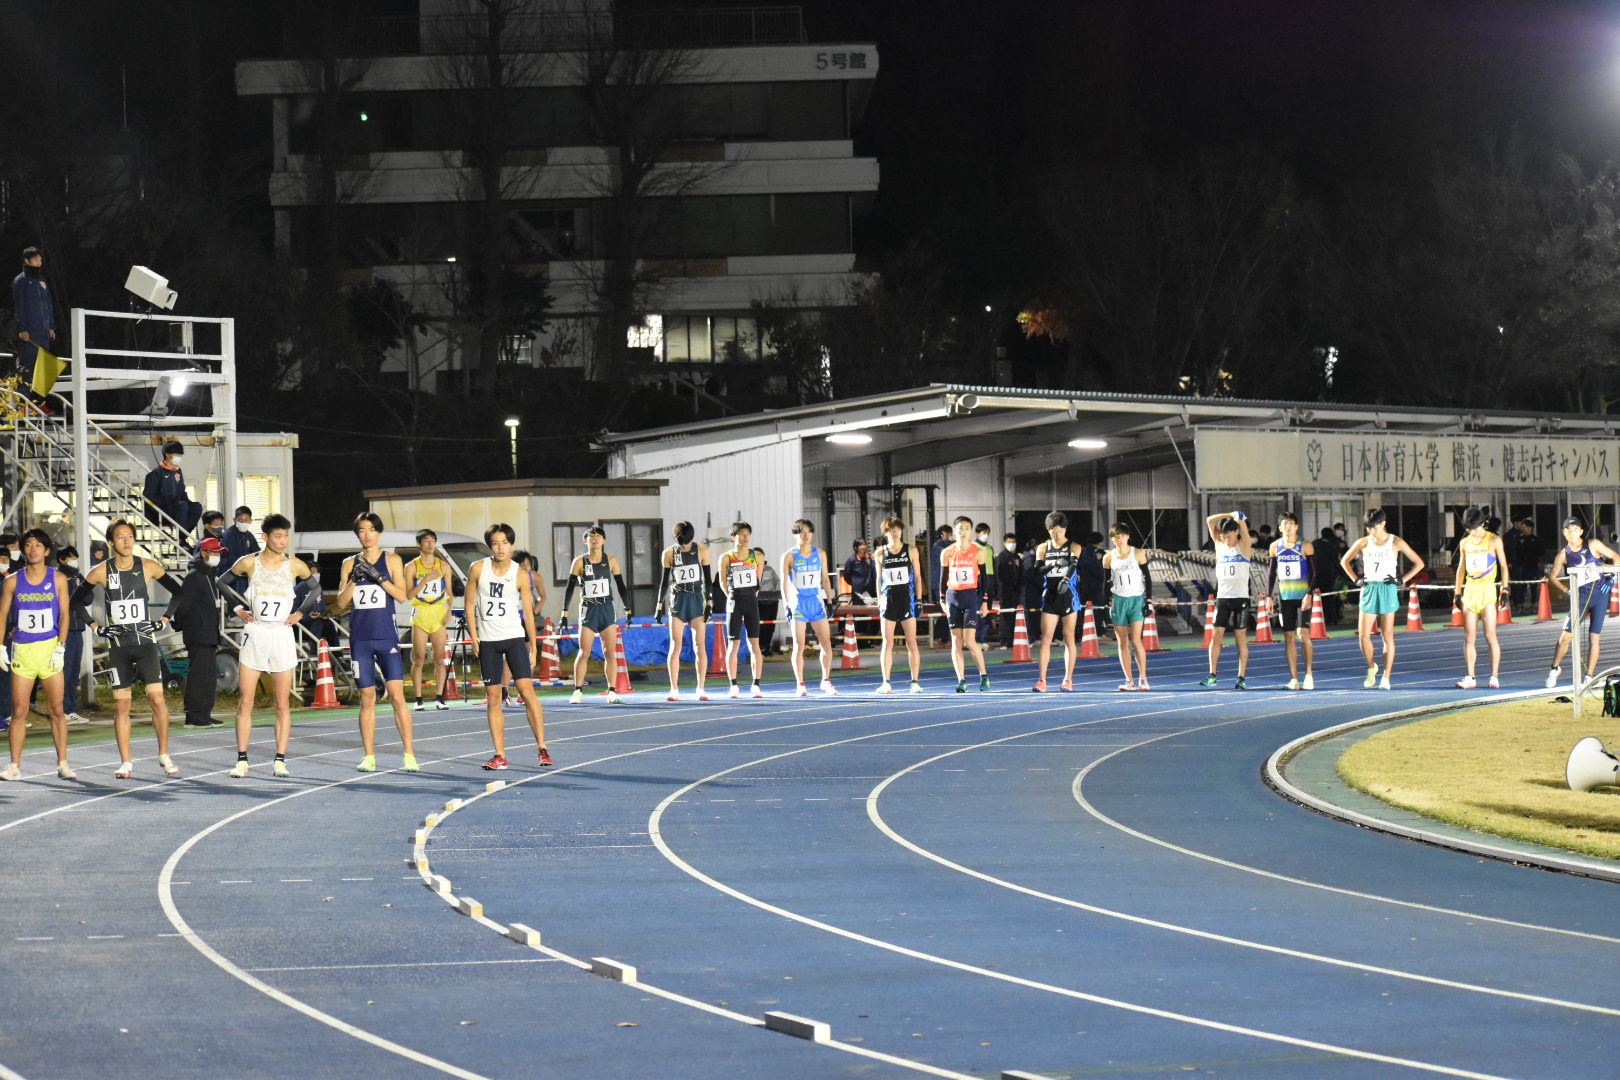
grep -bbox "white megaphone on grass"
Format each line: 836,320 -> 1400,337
1566,736 -> 1620,792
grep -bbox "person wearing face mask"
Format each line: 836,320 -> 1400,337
55,546 -> 89,725
142,441 -> 203,546
11,247 -> 56,412
173,537 -> 229,728
221,505 -> 260,584
995,531 -> 1024,649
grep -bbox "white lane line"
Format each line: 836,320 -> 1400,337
280,879 -> 313,883
85,935 -> 125,940
1069,709 -> 1620,946
0,1057 -> 29,1080
218,880 -> 253,885
863,714 -> 1620,1019
16,936 -> 53,941
643,706 -> 1524,1080
245,959 -> 562,973
340,877 -> 374,882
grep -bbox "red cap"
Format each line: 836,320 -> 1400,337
198,537 -> 226,553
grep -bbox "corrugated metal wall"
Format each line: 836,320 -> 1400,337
659,440 -> 804,563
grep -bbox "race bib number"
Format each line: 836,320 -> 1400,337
255,598 -> 286,623
1046,564 -> 1067,578
1218,561 -> 1244,582
672,564 -> 701,585
584,577 -> 610,599
949,564 -> 975,587
18,609 -> 53,635
418,576 -> 445,602
730,564 -> 758,589
881,565 -> 911,588
111,598 -> 146,625
482,599 -> 508,619
794,569 -> 822,591
1465,552 -> 1490,574
1277,560 -> 1302,581
354,583 -> 386,610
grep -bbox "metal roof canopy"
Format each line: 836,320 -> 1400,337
599,384 -> 1617,482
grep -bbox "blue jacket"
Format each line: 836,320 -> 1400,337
11,270 -> 55,336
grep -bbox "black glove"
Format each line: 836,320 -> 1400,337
655,603 -> 666,624
557,613 -> 571,632
1383,575 -> 1400,586
351,558 -> 381,585
1355,577 -> 1367,589
625,608 -> 634,622
95,623 -> 122,640
136,619 -> 165,636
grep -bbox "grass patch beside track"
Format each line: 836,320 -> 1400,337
1338,698 -> 1620,860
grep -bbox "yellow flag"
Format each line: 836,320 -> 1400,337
30,346 -> 65,397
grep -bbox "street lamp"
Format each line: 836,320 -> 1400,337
504,417 -> 520,478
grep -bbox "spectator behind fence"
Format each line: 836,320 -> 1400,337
173,538 -> 227,728
11,246 -> 56,409
143,441 -> 202,544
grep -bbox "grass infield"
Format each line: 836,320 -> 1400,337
1338,698 -> 1620,861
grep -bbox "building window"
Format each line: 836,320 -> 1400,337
655,315 -> 767,364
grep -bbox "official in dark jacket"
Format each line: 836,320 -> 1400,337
173,538 -> 227,727
11,247 -> 55,402
995,533 -> 1024,647
143,440 -> 202,541
1079,531 -> 1108,628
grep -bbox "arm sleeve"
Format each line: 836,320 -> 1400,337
296,573 -> 323,614
562,573 -> 579,612
70,580 -> 98,626
656,562 -> 672,608
1265,556 -> 1277,596
613,573 -> 631,608
703,562 -> 716,611
1141,561 -> 1153,596
155,572 -> 182,599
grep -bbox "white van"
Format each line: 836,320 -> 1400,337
288,530 -> 492,629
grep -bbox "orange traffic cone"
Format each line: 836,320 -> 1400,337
538,618 -> 563,685
1253,594 -> 1276,644
1079,602 -> 1103,659
1005,607 -> 1033,663
1201,594 -> 1217,647
1142,604 -> 1164,652
1404,587 -> 1424,632
310,640 -> 341,709
840,616 -> 863,669
441,638 -> 463,699
1496,586 -> 1513,626
1611,584 -> 1620,619
610,629 -> 632,694
1309,590 -> 1329,641
1448,593 -> 1465,627
706,617 -> 727,679
1536,578 -> 1553,621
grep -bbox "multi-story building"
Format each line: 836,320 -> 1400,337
234,1 -> 879,399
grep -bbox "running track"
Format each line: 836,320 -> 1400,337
2,620 -> 1616,1080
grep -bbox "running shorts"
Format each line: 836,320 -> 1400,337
1459,580 -> 1497,615
1563,582 -> 1611,635
882,588 -> 917,624
728,599 -> 761,641
11,638 -> 62,680
240,621 -> 298,674
353,638 -> 405,689
1213,597 -> 1250,632
1360,581 -> 1401,616
581,604 -> 616,633
1277,598 -> 1304,632
412,601 -> 450,635
792,593 -> 827,624
1041,588 -> 1077,618
1110,594 -> 1145,626
671,590 -> 705,624
108,641 -> 163,690
479,637 -> 533,684
947,588 -> 980,630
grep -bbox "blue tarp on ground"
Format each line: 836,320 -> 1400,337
555,616 -> 753,664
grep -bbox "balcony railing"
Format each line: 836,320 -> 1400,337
279,6 -> 808,58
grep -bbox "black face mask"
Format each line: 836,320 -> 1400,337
22,264 -> 41,277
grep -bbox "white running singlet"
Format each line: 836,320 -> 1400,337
476,558 -> 524,641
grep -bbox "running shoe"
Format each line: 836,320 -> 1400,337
980,675 -> 992,692
1545,666 -> 1562,689
537,747 -> 554,767
696,688 -> 711,702
1363,666 -> 1377,689
751,683 -> 765,699
1137,679 -> 1151,691
413,698 -> 424,711
357,754 -> 377,773
605,690 -> 621,704
1302,673 -> 1314,690
1455,675 -> 1477,689
159,754 -> 180,777
435,698 -> 449,711
230,759 -> 250,778
272,758 -> 290,778
403,753 -> 420,773
1032,680 -> 1047,693
65,712 -> 89,727
956,680 -> 967,694
1379,675 -> 1392,690
666,691 -> 680,702
0,763 -> 19,781
819,679 -> 839,696
1286,678 -> 1299,691
909,682 -> 923,694
114,762 -> 133,779
1488,676 -> 1500,689
569,688 -> 584,705
1200,674 -> 1218,688
877,681 -> 893,694
796,683 -> 809,698
1058,679 -> 1072,692
1234,676 -> 1248,691
57,762 -> 77,780
728,684 -> 740,699
1118,681 -> 1136,692
482,754 -> 509,771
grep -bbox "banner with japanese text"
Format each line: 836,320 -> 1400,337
1194,428 -> 1620,491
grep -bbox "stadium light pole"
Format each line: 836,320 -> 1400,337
504,417 -> 520,478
